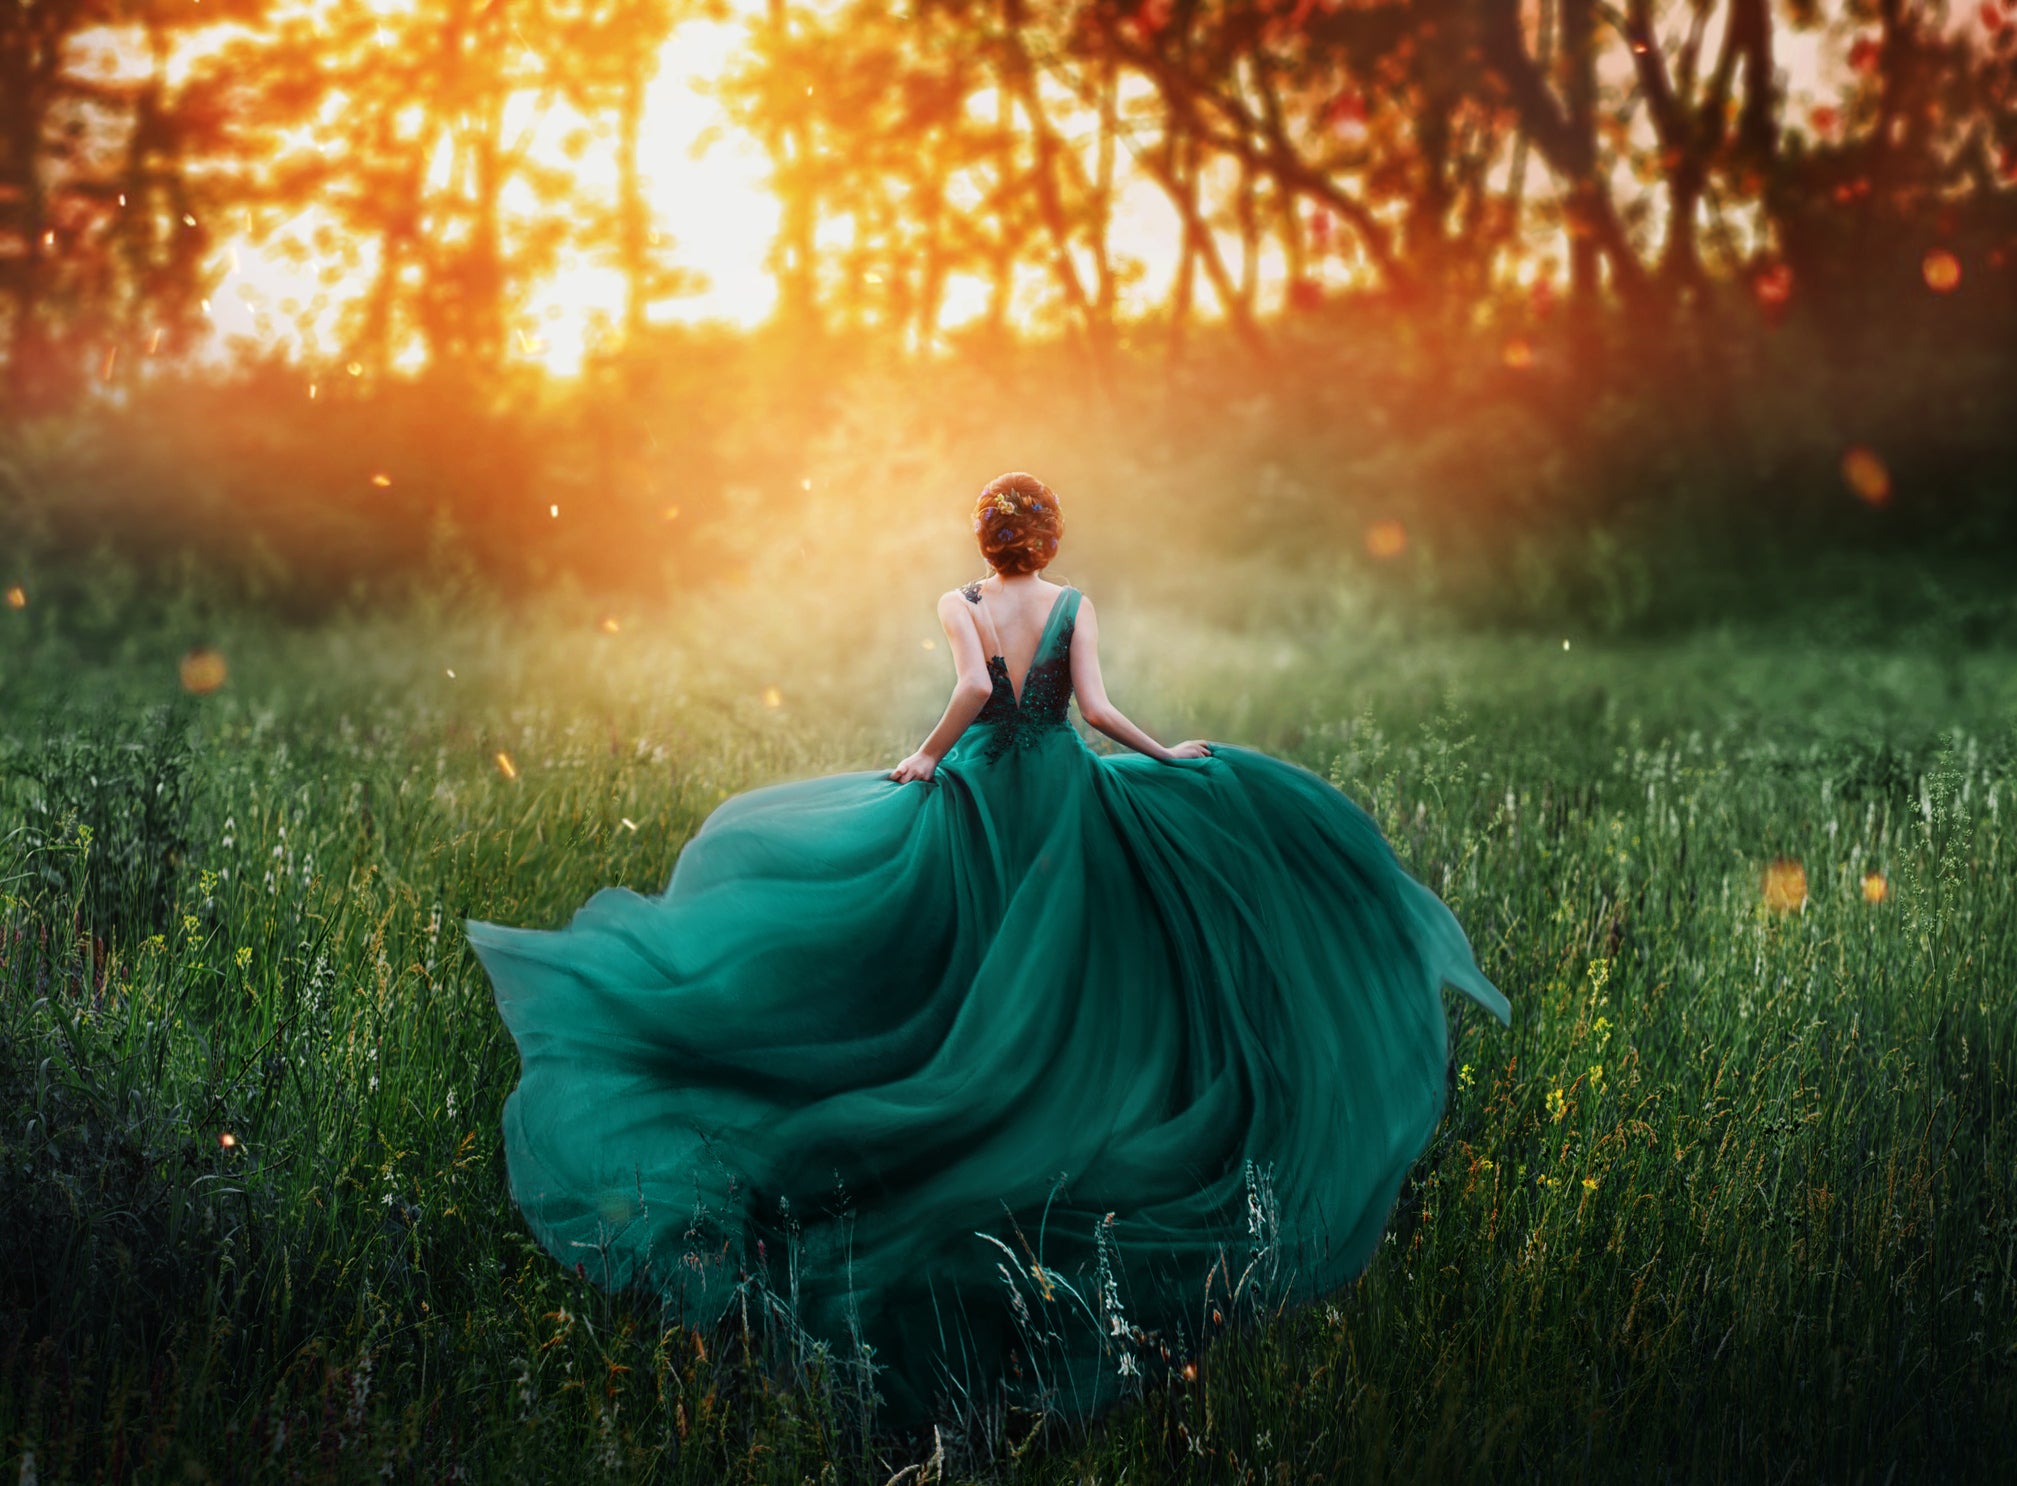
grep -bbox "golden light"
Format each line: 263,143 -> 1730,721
662,505 -> 681,522
370,473 -> 392,487
219,1131 -> 237,1150
1841,445 -> 1891,506
761,685 -> 782,708
494,751 -> 519,780
147,327 -> 162,355
1500,337 -> 1533,369
1862,870 -> 1889,903
101,346 -> 118,382
179,646 -> 229,695
549,503 -> 560,518
347,361 -> 363,376
1762,857 -> 1808,913
308,382 -> 318,399
4,586 -> 23,610
597,614 -> 621,634
1922,248 -> 1962,292
921,638 -> 936,650
1365,520 -> 1408,560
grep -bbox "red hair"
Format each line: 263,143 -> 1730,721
973,472 -> 1063,575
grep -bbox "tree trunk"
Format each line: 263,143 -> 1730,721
769,0 -> 820,339
617,52 -> 649,346
1559,0 -> 1600,312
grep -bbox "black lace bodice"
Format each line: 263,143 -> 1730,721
962,582 -> 1076,764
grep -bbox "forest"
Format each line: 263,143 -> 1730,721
3,1 -> 2015,1481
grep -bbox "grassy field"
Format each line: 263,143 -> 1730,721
2,576 -> 2013,1483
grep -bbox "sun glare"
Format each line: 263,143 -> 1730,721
67,0 -> 1841,380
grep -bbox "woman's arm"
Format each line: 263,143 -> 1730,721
891,591 -> 997,782
1067,596 -> 1210,763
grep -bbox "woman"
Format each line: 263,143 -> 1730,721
465,471 -> 1510,1433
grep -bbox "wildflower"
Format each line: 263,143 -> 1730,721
1582,1177 -> 1599,1192
1587,1063 -> 1604,1090
1458,1062 -> 1475,1088
235,946 -> 253,970
1546,1087 -> 1567,1122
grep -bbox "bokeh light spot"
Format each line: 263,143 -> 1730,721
1753,263 -> 1794,308
494,751 -> 519,781
4,586 -> 24,610
1763,857 -> 1808,913
1862,871 -> 1889,904
1365,520 -> 1408,560
179,646 -> 228,694
762,686 -> 783,708
1841,445 -> 1891,506
1922,248 -> 1961,292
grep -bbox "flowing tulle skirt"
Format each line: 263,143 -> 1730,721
465,721 -> 1509,1429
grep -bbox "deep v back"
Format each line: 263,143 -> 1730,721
963,580 -> 1070,706
959,581 -> 1080,765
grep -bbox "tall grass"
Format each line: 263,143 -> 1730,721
2,580 -> 2013,1482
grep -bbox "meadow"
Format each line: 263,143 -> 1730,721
2,568 -> 2014,1483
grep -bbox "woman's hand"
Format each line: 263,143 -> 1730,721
1163,740 -> 1213,761
890,749 -> 939,783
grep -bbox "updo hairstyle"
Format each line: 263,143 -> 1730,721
972,472 -> 1064,574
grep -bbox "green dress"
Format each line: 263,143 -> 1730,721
465,584 -> 1509,1430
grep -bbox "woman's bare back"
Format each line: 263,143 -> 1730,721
958,574 -> 1067,701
